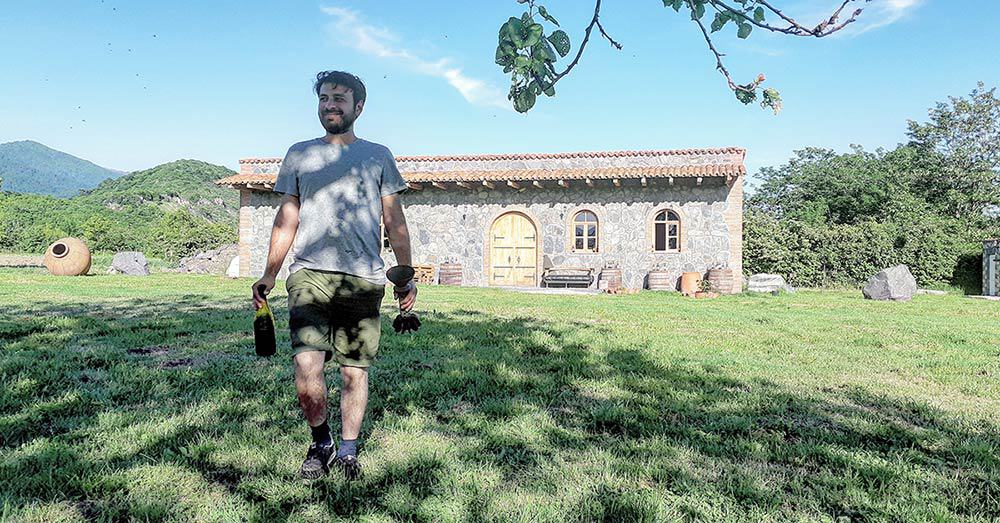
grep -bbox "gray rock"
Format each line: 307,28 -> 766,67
176,244 -> 238,275
226,256 -> 240,278
747,273 -> 794,293
863,265 -> 917,301
110,251 -> 150,276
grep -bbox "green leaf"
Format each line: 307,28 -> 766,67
530,60 -> 548,78
544,84 -> 555,97
507,17 -> 525,47
537,5 -> 559,26
735,86 -> 756,105
514,88 -> 536,113
665,0 -> 683,11
514,55 -> 530,70
499,22 -> 511,43
535,40 -> 557,62
754,6 -> 765,23
495,46 -> 510,66
524,23 -> 543,48
547,30 -> 571,57
738,23 -> 752,39
693,2 -> 706,20
710,13 -> 727,32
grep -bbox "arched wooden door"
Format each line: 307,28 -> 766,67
489,212 -> 538,287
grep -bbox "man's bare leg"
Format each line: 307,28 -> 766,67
294,351 -> 328,426
294,351 -> 335,479
339,365 -> 369,441
335,365 -> 368,479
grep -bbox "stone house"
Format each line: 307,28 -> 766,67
216,147 -> 746,291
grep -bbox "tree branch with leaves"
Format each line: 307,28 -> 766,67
497,0 -> 871,113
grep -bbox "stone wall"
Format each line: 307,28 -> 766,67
985,239 -> 1000,296
245,191 -> 294,279
239,177 -> 742,291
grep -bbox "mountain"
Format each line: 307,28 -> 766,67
1,158 -> 239,259
0,140 -> 124,197
79,159 -> 239,223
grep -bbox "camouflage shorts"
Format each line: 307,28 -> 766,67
285,268 -> 385,367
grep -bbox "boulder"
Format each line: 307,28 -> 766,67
109,251 -> 149,276
226,256 -> 240,278
863,265 -> 916,301
176,244 -> 238,275
747,273 -> 794,293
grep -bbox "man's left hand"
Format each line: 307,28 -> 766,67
394,281 -> 417,312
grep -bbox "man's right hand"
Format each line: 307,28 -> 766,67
252,275 -> 276,310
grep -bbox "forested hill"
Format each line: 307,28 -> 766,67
0,159 -> 239,261
79,159 -> 238,222
0,140 -> 123,197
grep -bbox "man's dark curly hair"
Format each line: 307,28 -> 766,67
313,70 -> 366,106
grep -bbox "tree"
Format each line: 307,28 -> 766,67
906,82 -> 1000,220
748,146 -> 916,225
497,0 -> 871,113
743,84 -> 1000,290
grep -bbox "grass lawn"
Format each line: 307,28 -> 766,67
1,268 -> 998,522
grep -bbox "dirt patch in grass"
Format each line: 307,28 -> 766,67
159,358 -> 194,369
0,254 -> 44,267
127,345 -> 169,357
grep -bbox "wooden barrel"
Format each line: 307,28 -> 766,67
706,268 -> 734,294
680,271 -> 702,296
600,267 -> 622,291
438,262 -> 463,286
647,269 -> 674,291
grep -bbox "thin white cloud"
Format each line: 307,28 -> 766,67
843,0 -> 924,35
321,6 -> 510,110
785,0 -> 922,37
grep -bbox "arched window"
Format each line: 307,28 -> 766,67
653,210 -> 680,252
572,210 -> 598,253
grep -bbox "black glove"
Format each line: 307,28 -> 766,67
392,313 -> 422,334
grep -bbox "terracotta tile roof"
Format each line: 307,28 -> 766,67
217,148 -> 746,189
402,165 -> 743,183
393,147 -> 746,162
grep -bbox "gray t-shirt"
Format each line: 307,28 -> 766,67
274,138 -> 407,284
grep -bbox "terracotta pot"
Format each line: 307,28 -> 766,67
680,271 -> 702,296
44,237 -> 92,276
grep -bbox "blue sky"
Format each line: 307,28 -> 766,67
1,1 -> 996,190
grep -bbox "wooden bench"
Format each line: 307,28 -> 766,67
541,267 -> 595,288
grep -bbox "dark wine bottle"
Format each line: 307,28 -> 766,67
254,285 -> 276,357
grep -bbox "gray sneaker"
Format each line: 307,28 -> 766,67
333,454 -> 362,481
299,443 -> 335,479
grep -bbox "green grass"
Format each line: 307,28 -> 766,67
1,268 -> 998,522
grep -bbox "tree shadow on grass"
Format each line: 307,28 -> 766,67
1,295 -> 998,521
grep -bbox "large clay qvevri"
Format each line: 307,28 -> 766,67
44,237 -> 92,276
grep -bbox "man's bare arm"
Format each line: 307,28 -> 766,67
382,193 -> 411,267
382,192 -> 416,311
252,194 -> 300,308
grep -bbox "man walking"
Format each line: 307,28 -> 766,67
252,70 -> 416,480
